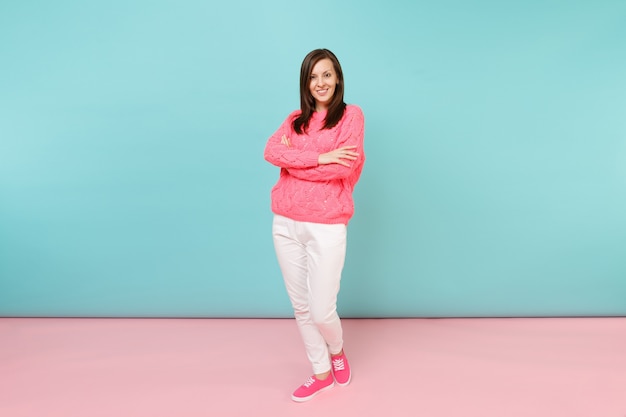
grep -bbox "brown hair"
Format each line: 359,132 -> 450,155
293,49 -> 346,134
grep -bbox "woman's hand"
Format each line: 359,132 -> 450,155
318,145 -> 359,167
281,135 -> 292,147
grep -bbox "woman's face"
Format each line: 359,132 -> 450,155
309,58 -> 338,111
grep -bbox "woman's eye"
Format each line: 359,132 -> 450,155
325,73 -> 331,77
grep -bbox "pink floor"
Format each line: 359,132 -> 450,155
1,318 -> 624,417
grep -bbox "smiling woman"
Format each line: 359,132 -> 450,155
264,49 -> 365,402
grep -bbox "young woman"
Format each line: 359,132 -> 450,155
264,49 -> 365,402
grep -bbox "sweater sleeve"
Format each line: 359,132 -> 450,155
264,112 -> 320,169
287,106 -> 365,181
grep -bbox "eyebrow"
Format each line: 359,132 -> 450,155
311,70 -> 333,76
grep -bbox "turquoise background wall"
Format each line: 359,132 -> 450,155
1,0 -> 625,317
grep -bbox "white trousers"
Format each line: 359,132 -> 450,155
272,214 -> 346,374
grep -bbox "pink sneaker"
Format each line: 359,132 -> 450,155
331,352 -> 351,386
291,375 -> 334,402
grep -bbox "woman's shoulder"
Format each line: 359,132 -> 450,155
278,109 -> 302,128
278,109 -> 298,125
345,104 -> 364,117
344,104 -> 364,122
287,109 -> 302,119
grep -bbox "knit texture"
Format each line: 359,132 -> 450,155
264,105 -> 365,225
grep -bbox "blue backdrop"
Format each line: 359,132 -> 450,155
1,0 -> 625,317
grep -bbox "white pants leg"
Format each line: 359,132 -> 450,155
272,215 -> 346,375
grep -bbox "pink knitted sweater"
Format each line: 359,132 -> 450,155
264,104 -> 365,225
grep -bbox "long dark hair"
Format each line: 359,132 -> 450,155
293,49 -> 346,134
